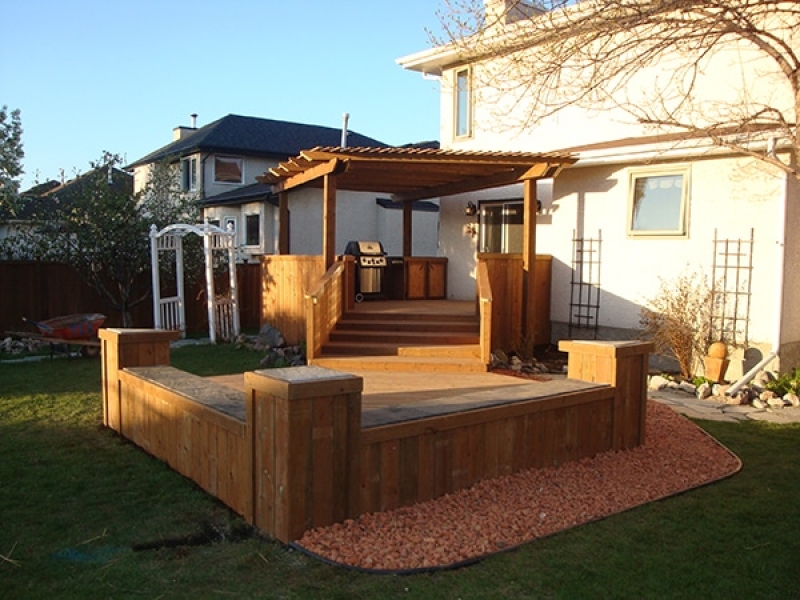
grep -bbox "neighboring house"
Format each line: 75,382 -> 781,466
127,114 -> 440,260
397,1 -> 800,378
1,170 -> 133,259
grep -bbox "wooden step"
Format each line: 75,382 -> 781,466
310,355 -> 488,374
328,329 -> 479,346
398,344 -> 481,359
342,311 -> 478,324
335,318 -> 479,334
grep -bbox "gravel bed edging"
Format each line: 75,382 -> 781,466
293,402 -> 742,573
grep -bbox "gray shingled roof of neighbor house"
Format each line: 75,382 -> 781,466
126,114 -> 389,168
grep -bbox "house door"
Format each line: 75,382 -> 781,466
479,201 -> 523,254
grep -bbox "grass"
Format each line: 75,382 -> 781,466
1,349 -> 799,599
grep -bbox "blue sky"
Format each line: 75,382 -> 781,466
3,0 -> 445,190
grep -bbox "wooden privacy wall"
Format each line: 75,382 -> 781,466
100,329 -> 652,544
479,254 -> 552,351
260,255 -> 325,345
118,366 -> 253,520
360,383 -> 616,514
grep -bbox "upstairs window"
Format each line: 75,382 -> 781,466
454,68 -> 472,139
479,200 -> 523,254
214,156 -> 243,184
181,157 -> 197,192
628,168 -> 689,237
245,213 -> 260,246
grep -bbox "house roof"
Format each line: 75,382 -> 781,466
200,183 -> 277,208
259,146 -> 577,202
1,169 -> 132,221
126,114 -> 390,168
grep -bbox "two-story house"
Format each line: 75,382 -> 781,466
127,114 -> 441,261
397,0 -> 800,380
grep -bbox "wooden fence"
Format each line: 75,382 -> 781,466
0,261 -> 262,335
100,329 -> 652,543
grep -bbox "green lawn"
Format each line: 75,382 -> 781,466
1,349 -> 798,599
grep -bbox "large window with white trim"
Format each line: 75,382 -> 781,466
454,68 -> 472,139
628,167 -> 689,237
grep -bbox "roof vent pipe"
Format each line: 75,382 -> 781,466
341,112 -> 349,148
190,113 -> 197,128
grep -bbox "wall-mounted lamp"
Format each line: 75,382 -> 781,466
465,201 -> 477,217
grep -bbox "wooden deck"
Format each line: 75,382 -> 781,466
208,367 -> 539,414
100,329 -> 653,544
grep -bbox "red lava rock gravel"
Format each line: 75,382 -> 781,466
294,402 -> 741,572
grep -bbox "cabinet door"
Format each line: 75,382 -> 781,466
427,260 -> 447,299
406,260 -> 427,299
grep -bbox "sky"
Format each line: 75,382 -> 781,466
3,0 -> 446,191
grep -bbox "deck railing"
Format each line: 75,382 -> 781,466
305,259 -> 348,362
476,259 -> 493,366
478,254 -> 552,351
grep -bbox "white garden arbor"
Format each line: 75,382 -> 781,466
149,221 -> 240,343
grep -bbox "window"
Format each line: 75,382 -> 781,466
628,168 -> 689,236
245,213 -> 260,246
223,216 -> 236,233
454,68 -> 472,138
479,200 -> 523,253
214,156 -> 243,184
181,157 -> 197,192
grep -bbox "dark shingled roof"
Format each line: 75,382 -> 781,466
126,114 -> 389,168
199,183 -> 277,208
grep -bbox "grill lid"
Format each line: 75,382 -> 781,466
344,240 -> 385,256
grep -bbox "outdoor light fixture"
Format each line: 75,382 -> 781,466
464,201 -> 477,217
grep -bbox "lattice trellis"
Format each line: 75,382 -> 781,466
569,230 -> 602,339
709,228 -> 753,346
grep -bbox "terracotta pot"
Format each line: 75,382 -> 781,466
704,356 -> 730,383
708,342 -> 728,359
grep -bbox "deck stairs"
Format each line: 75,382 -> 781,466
310,308 -> 487,373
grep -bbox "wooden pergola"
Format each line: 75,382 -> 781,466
257,146 -> 577,344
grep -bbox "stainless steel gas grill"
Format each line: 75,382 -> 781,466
343,240 -> 387,302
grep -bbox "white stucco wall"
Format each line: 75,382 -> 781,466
201,203 -> 273,262
434,25 -> 793,154
287,189 -> 439,257
441,152 -> 788,376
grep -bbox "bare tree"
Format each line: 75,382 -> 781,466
435,0 -> 800,178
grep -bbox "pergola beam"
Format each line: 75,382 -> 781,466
269,158 -> 347,194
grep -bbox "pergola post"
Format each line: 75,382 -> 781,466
323,174 -> 337,268
522,178 -> 538,345
278,191 -> 289,254
402,199 -> 412,257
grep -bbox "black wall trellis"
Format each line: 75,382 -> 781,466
710,228 -> 754,346
569,230 -> 602,339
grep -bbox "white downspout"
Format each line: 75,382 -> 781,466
727,164 -> 787,395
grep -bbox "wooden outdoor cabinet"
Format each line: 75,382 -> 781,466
405,257 -> 447,300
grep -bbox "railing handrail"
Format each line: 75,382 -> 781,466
305,261 -> 345,302
305,259 -> 347,361
476,259 -> 493,366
